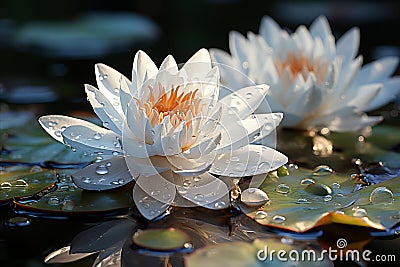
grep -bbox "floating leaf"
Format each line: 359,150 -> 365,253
240,166 -> 400,232
0,166 -> 56,204
185,238 -> 332,267
13,171 -> 133,217
132,228 -> 191,251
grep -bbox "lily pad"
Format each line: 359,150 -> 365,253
0,166 -> 56,204
132,228 -> 191,251
240,166 -> 400,232
185,238 -> 332,267
13,171 -> 133,217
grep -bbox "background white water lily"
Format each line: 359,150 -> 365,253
39,49 -> 287,220
211,16 -> 400,132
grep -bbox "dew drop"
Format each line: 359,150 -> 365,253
245,92 -> 253,99
117,179 -> 125,184
300,178 -> 315,185
141,202 -> 150,209
5,217 -> 31,227
242,61 -> 249,69
352,207 -> 367,217
177,187 -> 188,195
162,193 -> 172,200
312,165 -> 334,176
281,237 -> 294,245
183,180 -> 191,187
81,177 -> 92,183
61,200 -> 75,211
287,163 -> 298,170
112,151 -> 119,156
296,198 -> 310,204
54,131 -> 62,137
254,210 -> 268,220
95,165 -> 109,175
241,188 -> 270,207
30,165 -> 43,173
231,156 -> 240,162
305,183 -> 332,196
1,182 -> 12,189
369,187 -> 394,204
99,74 -> 108,80
214,201 -> 227,209
331,182 -> 340,189
193,194 -> 205,202
93,133 -> 102,140
258,162 -> 270,171
14,179 -> 28,187
275,183 -> 290,194
234,162 -> 245,171
272,215 -> 286,224
105,162 -> 112,167
150,190 -> 161,196
193,176 -> 201,182
324,195 -> 332,202
47,196 -> 60,205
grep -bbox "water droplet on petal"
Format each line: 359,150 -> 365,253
331,182 -> 340,189
254,210 -> 268,220
105,162 -> 112,167
95,165 -> 109,175
150,190 -> 161,196
275,183 -> 290,194
177,187 -> 188,195
193,176 -> 201,182
242,61 -> 249,69
352,207 -> 367,217
118,179 -> 125,184
183,180 -> 191,187
369,187 -> 394,204
245,92 -> 252,99
258,162 -> 270,171
300,178 -> 315,185
99,74 -> 108,80
93,133 -> 102,140
81,177 -> 92,183
193,194 -> 205,202
272,215 -> 286,224
231,156 -> 240,162
241,188 -> 270,207
324,195 -> 332,202
141,202 -> 150,209
313,165 -> 334,176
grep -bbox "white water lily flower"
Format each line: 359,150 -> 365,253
211,16 -> 400,132
39,49 -> 287,220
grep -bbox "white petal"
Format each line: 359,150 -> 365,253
347,83 -> 382,111
159,54 -> 178,73
175,172 -> 229,208
95,63 -> 131,103
229,31 -> 250,71
44,246 -> 95,264
85,84 -> 123,135
309,16 -> 332,42
183,133 -> 221,159
181,48 -> 212,80
250,113 -> 283,142
259,16 -> 282,49
336,27 -> 360,62
328,114 -> 383,132
220,84 -> 270,120
353,57 -> 399,85
210,144 -> 288,177
132,50 -> 158,94
125,155 -> 169,177
173,161 -> 213,177
38,115 -> 97,143
119,77 -> 133,115
62,124 -> 122,155
365,77 -> 400,111
133,172 -> 176,220
72,156 -> 134,190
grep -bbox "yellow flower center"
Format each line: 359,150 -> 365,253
274,53 -> 328,85
140,85 -> 201,128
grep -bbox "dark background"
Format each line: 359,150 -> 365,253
1,0 -> 399,114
